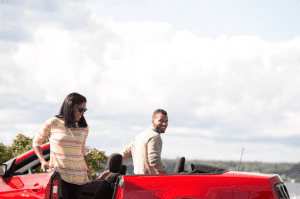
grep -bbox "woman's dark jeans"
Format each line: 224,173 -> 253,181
61,179 -> 83,199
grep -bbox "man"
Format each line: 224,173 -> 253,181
98,109 -> 168,178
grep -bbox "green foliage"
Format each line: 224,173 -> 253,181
6,134 -> 49,158
86,146 -> 108,179
42,137 -> 50,145
0,143 -> 13,164
8,134 -> 33,158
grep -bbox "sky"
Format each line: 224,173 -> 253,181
1,0 -> 300,163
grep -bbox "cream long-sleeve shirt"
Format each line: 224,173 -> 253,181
121,126 -> 165,174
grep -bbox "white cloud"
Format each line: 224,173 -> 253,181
0,122 -> 43,147
1,0 -> 300,162
162,135 -> 300,163
0,132 -> 16,147
167,126 -> 222,138
0,108 -> 31,122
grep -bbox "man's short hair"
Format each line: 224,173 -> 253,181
152,109 -> 167,118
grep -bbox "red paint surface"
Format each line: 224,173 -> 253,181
115,186 -> 123,199
120,172 -> 281,199
0,173 -> 52,199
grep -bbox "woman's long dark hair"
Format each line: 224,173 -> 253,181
56,92 -> 88,128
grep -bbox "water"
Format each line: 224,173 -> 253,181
284,182 -> 300,198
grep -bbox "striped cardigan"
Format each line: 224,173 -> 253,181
33,117 -> 89,185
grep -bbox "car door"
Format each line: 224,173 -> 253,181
0,173 -> 53,199
0,143 -> 56,199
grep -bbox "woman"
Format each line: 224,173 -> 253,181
33,92 -> 92,199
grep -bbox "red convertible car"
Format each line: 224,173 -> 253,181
0,143 -> 290,199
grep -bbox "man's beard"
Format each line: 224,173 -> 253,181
155,126 -> 166,133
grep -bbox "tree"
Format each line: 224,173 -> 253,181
8,134 -> 34,158
86,146 -> 108,179
0,143 -> 12,164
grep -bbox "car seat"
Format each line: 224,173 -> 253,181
92,153 -> 123,199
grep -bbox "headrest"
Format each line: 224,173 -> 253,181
120,165 -> 127,175
107,153 -> 122,173
174,157 -> 185,174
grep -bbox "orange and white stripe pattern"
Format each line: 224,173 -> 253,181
33,117 -> 89,185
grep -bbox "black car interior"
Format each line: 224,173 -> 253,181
174,156 -> 227,174
81,153 -> 125,199
14,147 -> 51,176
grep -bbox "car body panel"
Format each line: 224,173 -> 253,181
120,172 -> 281,199
0,172 -> 53,199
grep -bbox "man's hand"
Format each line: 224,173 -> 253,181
160,170 -> 167,174
97,170 -> 111,179
157,169 -> 167,175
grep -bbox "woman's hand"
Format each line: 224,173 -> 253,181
34,146 -> 49,172
87,169 -> 93,183
83,155 -> 93,183
41,161 -> 49,172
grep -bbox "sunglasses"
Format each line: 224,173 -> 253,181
75,105 -> 87,113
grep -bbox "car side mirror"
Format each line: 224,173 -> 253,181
0,164 -> 7,176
